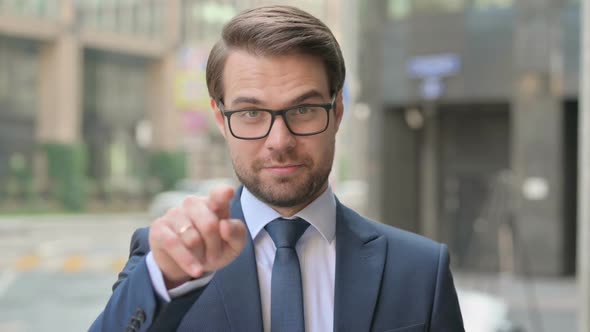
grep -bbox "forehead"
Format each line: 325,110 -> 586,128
222,51 -> 330,107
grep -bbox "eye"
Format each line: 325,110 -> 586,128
245,110 -> 261,118
295,107 -> 310,114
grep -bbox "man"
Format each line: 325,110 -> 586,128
90,5 -> 464,332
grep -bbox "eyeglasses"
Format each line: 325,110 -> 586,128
218,95 -> 336,140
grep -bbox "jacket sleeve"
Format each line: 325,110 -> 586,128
429,244 -> 465,332
88,227 -> 161,332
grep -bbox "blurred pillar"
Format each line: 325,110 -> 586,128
420,102 -> 439,240
37,0 -> 81,144
359,1 -> 387,222
331,0 -> 367,205
511,0 -> 566,275
149,53 -> 180,151
578,0 -> 590,328
149,0 -> 181,151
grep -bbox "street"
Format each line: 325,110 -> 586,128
455,272 -> 577,331
0,215 -> 578,332
0,214 -> 147,332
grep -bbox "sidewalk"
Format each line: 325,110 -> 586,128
455,271 -> 577,331
0,213 -> 148,274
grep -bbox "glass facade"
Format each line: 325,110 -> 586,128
414,0 -> 465,13
181,0 -> 327,44
0,39 -> 38,120
83,51 -> 149,202
0,0 -> 59,20
0,38 -> 39,203
181,0 -> 238,43
472,0 -> 512,10
76,0 -> 166,39
387,0 -> 513,20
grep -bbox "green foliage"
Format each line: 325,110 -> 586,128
3,153 -> 35,203
149,151 -> 187,191
42,143 -> 88,211
338,156 -> 350,181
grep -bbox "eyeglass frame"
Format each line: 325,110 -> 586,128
217,95 -> 337,140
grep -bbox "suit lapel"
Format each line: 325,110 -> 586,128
333,201 -> 387,332
214,187 -> 264,331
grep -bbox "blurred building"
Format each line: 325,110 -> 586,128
0,0 -> 184,209
360,0 -> 580,276
0,0 -> 358,210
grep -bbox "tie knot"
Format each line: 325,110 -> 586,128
265,218 -> 310,248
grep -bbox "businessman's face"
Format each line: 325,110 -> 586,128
212,51 -> 343,214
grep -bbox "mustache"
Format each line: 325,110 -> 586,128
254,151 -> 311,168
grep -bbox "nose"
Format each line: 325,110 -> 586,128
264,115 -> 296,150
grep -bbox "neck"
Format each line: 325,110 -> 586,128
272,182 -> 329,217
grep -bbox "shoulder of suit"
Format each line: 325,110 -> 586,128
130,227 -> 151,252
364,220 -> 446,268
342,205 -> 440,253
373,220 -> 440,249
132,226 -> 150,240
345,206 -> 442,254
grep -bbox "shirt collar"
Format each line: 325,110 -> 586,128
240,185 -> 336,243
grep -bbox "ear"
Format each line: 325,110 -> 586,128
211,98 -> 227,138
333,90 -> 345,132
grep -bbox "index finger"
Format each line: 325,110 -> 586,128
208,185 -> 235,219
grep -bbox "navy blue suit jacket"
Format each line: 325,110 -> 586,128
90,188 -> 464,331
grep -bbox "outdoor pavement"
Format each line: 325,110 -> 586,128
455,272 -> 577,331
0,213 -> 148,332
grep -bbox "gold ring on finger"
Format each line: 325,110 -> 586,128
178,224 -> 192,235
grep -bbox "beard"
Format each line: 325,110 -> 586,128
233,149 -> 333,208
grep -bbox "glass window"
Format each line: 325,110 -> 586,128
472,0 -> 512,11
151,1 -> 165,38
0,46 -> 7,101
77,0 -> 163,39
182,1 -> 238,43
388,0 -> 411,20
388,0 -> 466,20
413,0 -> 465,13
136,1 -> 155,36
119,0 -> 134,34
197,2 -> 237,25
0,40 -> 38,119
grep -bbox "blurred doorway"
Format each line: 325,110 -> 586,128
0,37 -> 39,203
382,102 -> 510,272
437,103 -> 510,271
381,107 -> 421,234
82,50 -> 150,207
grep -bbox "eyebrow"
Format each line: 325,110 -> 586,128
229,89 -> 328,108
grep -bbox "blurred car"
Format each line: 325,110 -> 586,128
333,179 -> 368,216
148,177 -> 237,219
458,289 -> 523,332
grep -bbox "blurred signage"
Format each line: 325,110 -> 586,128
175,46 -> 211,112
407,53 -> 460,100
421,77 -> 443,100
407,53 -> 460,78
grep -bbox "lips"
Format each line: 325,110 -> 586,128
263,164 -> 303,176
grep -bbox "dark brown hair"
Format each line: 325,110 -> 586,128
206,5 -> 346,102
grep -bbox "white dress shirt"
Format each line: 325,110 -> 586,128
146,185 -> 337,332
